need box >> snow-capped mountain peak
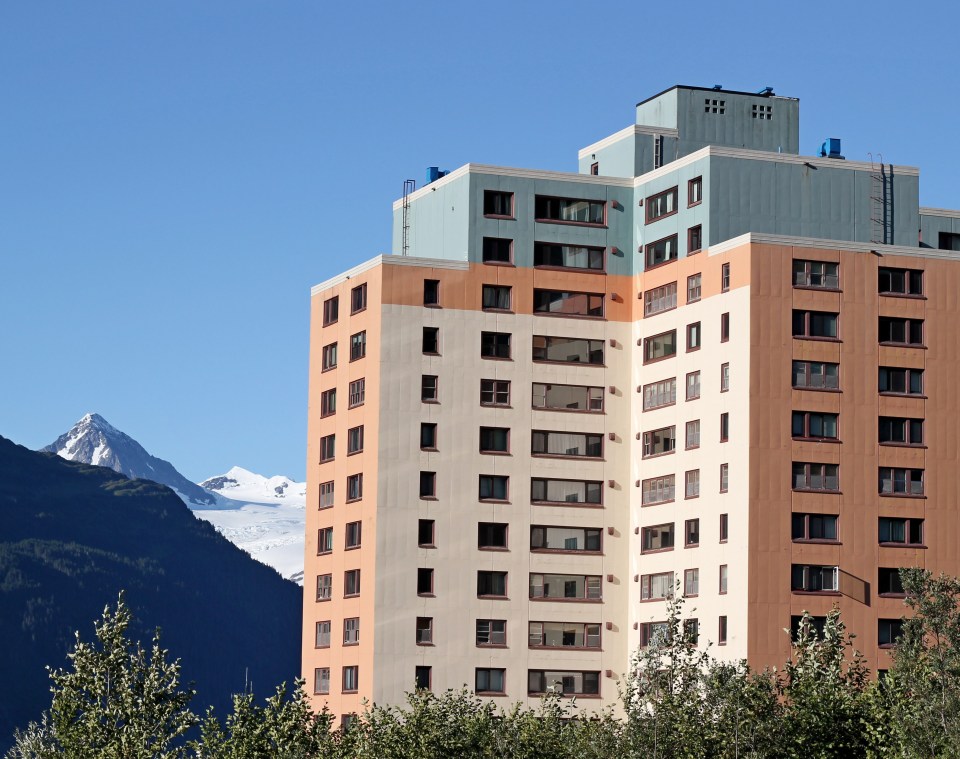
[200,466,306,504]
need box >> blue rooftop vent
[819,138,844,159]
[425,167,450,184]
[757,86,774,96]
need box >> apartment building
[303,84,960,721]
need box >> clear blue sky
[1,1,957,482]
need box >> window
[879,317,923,345]
[684,568,700,597]
[530,573,602,601]
[481,379,510,406]
[316,621,331,648]
[484,190,513,217]
[687,273,702,303]
[792,513,839,542]
[685,518,699,546]
[721,263,730,292]
[533,289,604,317]
[422,326,440,354]
[316,573,332,601]
[792,565,838,593]
[590,162,599,175]
[879,367,923,395]
[880,467,923,495]
[718,616,728,645]
[879,619,904,647]
[879,517,924,545]
[318,527,333,554]
[683,619,699,644]
[640,571,674,601]
[688,176,702,206]
[479,475,509,501]
[481,331,511,359]
[415,666,432,691]
[482,284,512,311]
[477,571,507,597]
[344,569,360,597]
[685,420,700,449]
[531,478,602,506]
[320,388,336,417]
[343,617,360,645]
[482,237,512,263]
[879,267,923,296]
[533,383,604,412]
[419,471,436,498]
[347,425,364,454]
[475,668,506,694]
[639,621,670,648]
[793,260,839,289]
[705,98,725,114]
[417,568,434,596]
[720,312,730,342]
[479,427,509,454]
[342,666,358,693]
[532,335,604,364]
[478,522,508,549]
[720,363,730,392]
[686,371,701,400]
[314,667,330,695]
[879,417,924,446]
[720,413,729,442]
[423,279,440,306]
[644,283,677,316]
[319,480,334,509]
[879,568,905,597]
[349,331,366,360]
[528,622,601,649]
[322,342,337,371]
[793,360,839,390]
[641,475,675,506]
[528,670,599,696]
[347,473,363,501]
[323,296,339,326]
[720,463,729,493]
[319,434,335,463]
[752,103,772,119]
[350,283,367,314]
[643,378,676,410]
[348,378,365,407]
[719,565,729,594]
[642,425,676,457]
[686,322,701,351]
[534,242,604,271]
[646,234,679,268]
[420,422,437,450]
[476,619,507,646]
[685,469,700,499]
[644,330,677,363]
[345,521,361,549]
[646,186,679,223]
[421,375,438,402]
[719,514,729,542]
[418,519,435,547]
[535,195,605,225]
[793,310,838,339]
[791,615,827,640]
[415,617,433,645]
[641,523,674,552]
[792,412,838,440]
[532,430,602,458]
[532,526,601,552]
[792,463,839,492]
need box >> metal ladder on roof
[868,153,893,245]
[401,179,416,256]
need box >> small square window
[417,567,434,595]
[415,665,432,690]
[423,279,440,306]
[480,379,510,406]
[482,284,512,311]
[483,190,513,217]
[418,519,435,547]
[481,331,511,359]
[420,471,437,498]
[420,422,438,450]
[482,237,513,264]
[423,327,440,354]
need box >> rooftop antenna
[401,179,416,256]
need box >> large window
[479,522,509,550]
[532,383,603,412]
[793,360,839,390]
[879,267,923,295]
[482,237,512,263]
[879,417,924,446]
[530,478,602,506]
[642,426,676,457]
[535,196,605,225]
[481,331,511,359]
[533,242,604,271]
[646,234,679,268]
[533,289,604,317]
[792,411,839,440]
[638,621,670,648]
[532,430,602,458]
[528,670,599,696]
[643,378,676,410]
[476,619,507,646]
[482,284,511,311]
[792,463,839,492]
[421,375,438,402]
[641,475,675,506]
[531,526,601,552]
[423,279,440,306]
[793,260,839,289]
[879,367,923,395]
[479,475,509,501]
[417,568,434,595]
[792,513,838,542]
[416,617,433,644]
[791,565,839,593]
[879,517,924,545]
[422,326,440,354]
[879,568,905,596]
[529,573,602,601]
[533,335,604,364]
[528,622,600,649]
[879,619,904,647]
[481,379,510,406]
[640,571,674,601]
[478,571,508,598]
[483,190,513,217]
[643,330,677,363]
[641,523,675,552]
[879,468,924,496]
[793,310,838,339]
[479,427,510,453]
[646,186,679,223]
[879,317,923,345]
[644,283,677,316]
[475,668,506,694]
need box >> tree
[6,594,196,759]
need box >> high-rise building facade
[303,85,960,721]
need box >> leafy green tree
[6,594,196,759]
